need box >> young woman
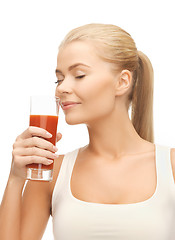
[1,23,175,240]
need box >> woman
[0,23,175,240]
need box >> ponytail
[131,51,154,143]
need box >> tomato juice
[28,115,58,170]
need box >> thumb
[56,132,62,142]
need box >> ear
[115,70,132,96]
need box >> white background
[0,0,175,239]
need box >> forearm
[0,174,26,240]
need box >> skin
[55,40,148,158]
[1,40,175,239]
[55,41,158,204]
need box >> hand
[10,126,62,180]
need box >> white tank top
[52,144,175,240]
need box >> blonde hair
[59,23,154,143]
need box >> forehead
[57,41,101,67]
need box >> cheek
[79,78,116,119]
[64,75,116,125]
[87,85,115,115]
[89,74,115,97]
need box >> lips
[61,101,81,110]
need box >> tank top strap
[52,148,79,208]
[156,144,175,191]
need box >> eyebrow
[55,63,90,74]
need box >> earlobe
[115,70,132,96]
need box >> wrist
[8,172,26,189]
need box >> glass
[26,95,60,181]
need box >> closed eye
[55,75,85,85]
[75,75,85,79]
[55,80,63,85]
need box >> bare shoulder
[170,148,175,182]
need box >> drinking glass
[26,95,60,181]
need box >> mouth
[61,101,81,110]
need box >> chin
[65,116,84,125]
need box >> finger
[56,132,62,142]
[16,156,54,167]
[19,126,52,140]
[16,147,58,159]
[15,137,58,153]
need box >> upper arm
[170,148,175,183]
[21,155,64,240]
[21,180,51,240]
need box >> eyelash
[55,80,63,85]
[55,75,85,85]
[75,75,85,79]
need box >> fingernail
[47,160,53,164]
[46,132,52,138]
[53,146,58,152]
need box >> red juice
[28,115,58,170]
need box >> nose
[55,77,73,95]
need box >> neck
[86,105,143,160]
